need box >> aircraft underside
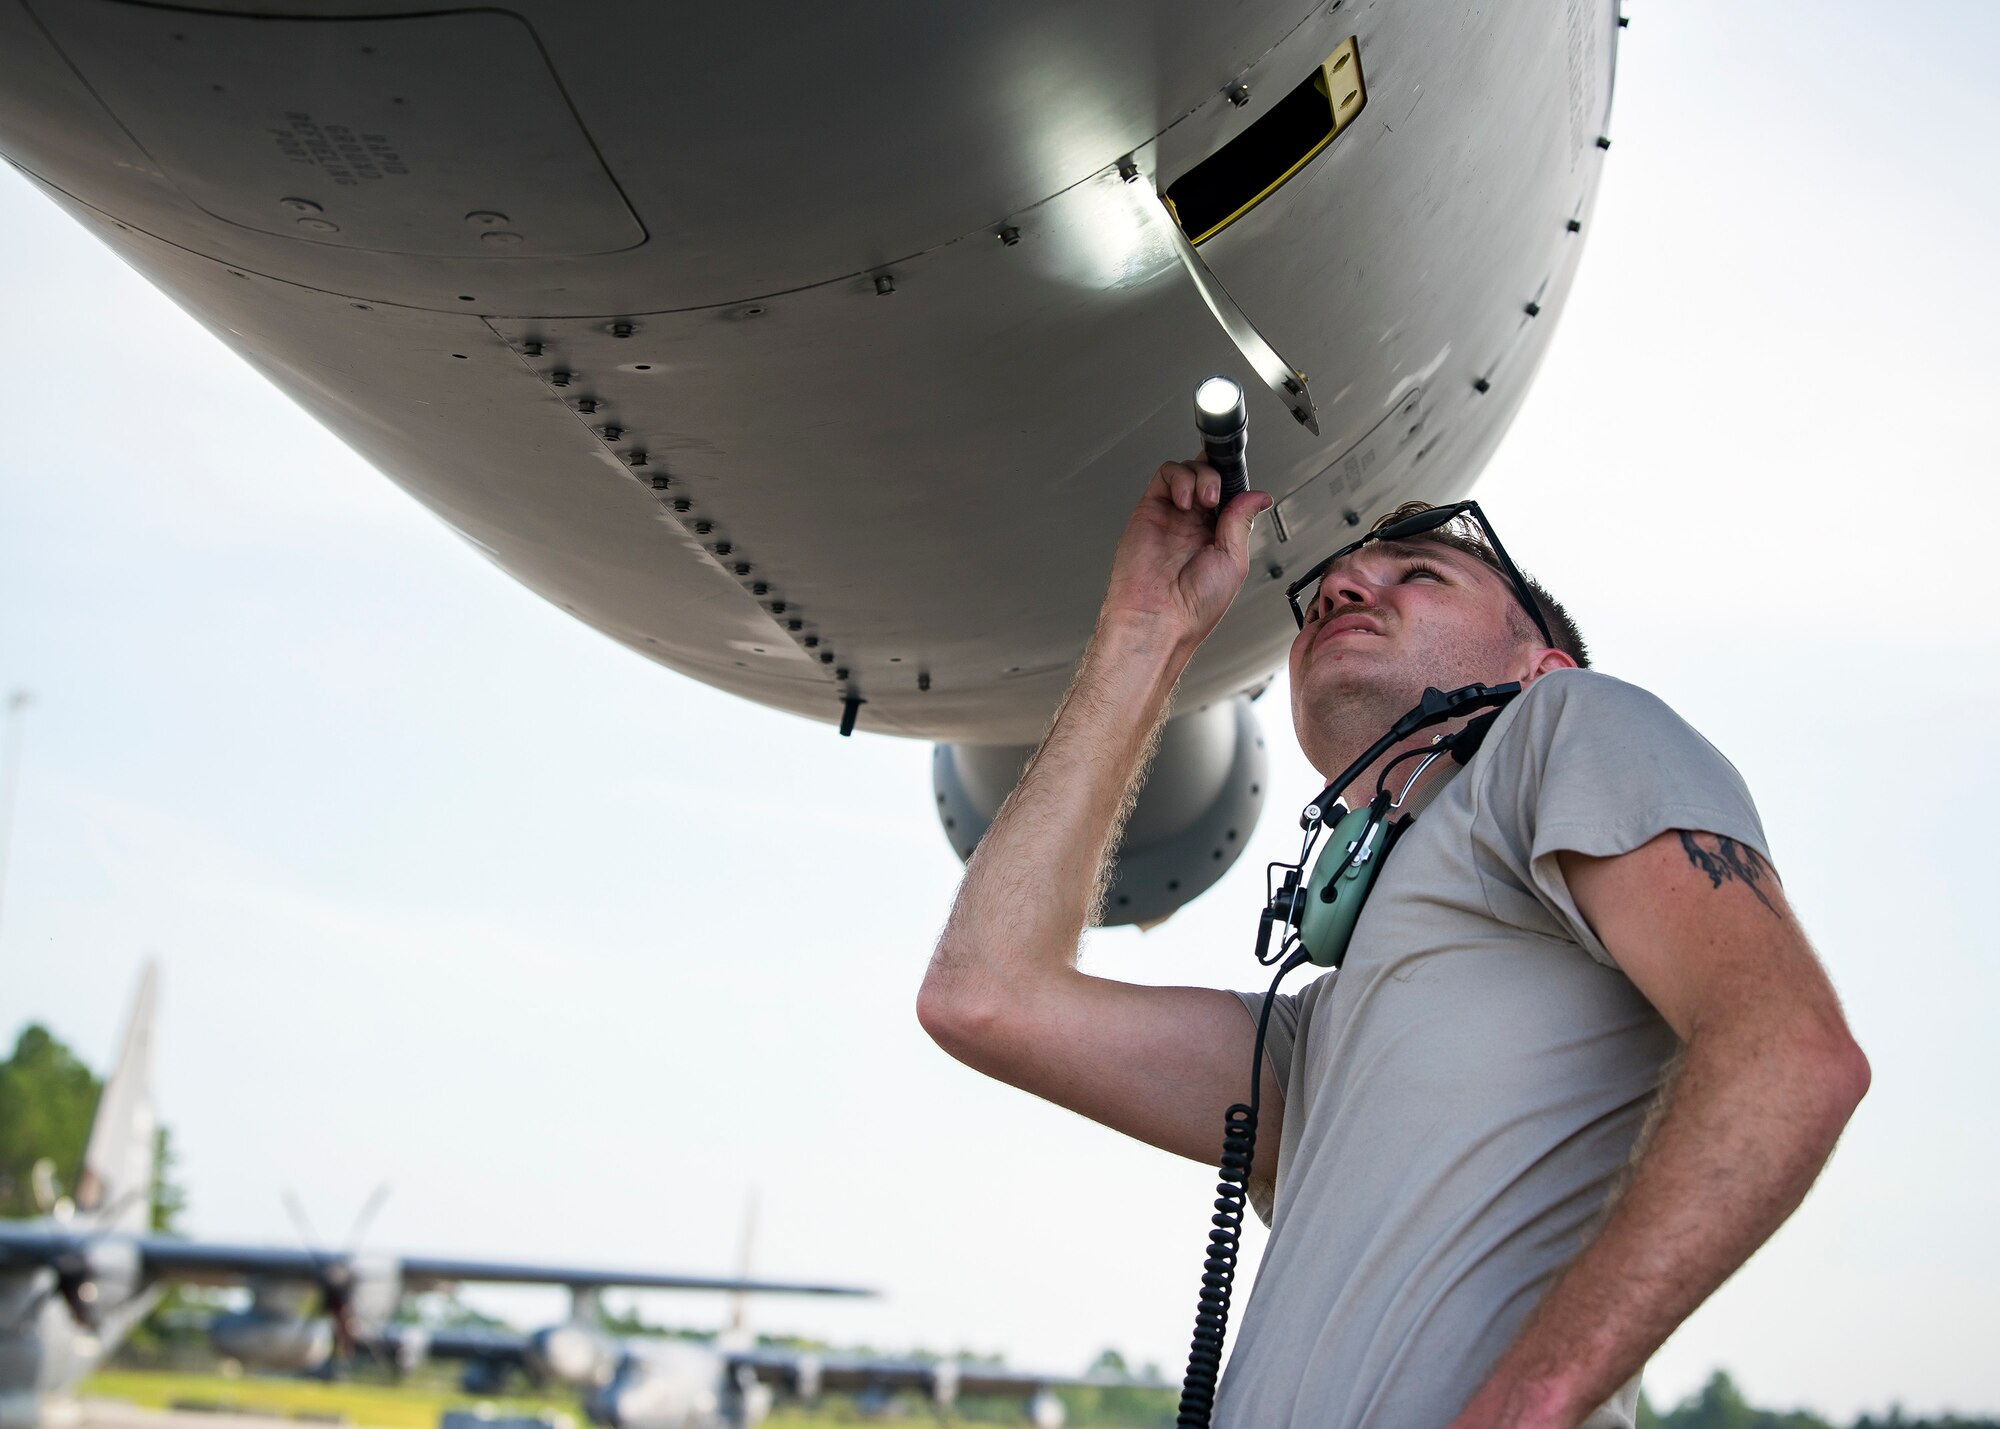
[0,0,1617,920]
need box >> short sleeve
[1232,985,1302,1088]
[1230,985,1303,1225]
[1473,669,1772,970]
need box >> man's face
[1287,537,1540,769]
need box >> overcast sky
[3,0,1996,1420]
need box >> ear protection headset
[1261,681,1520,969]
[1173,680,1522,1428]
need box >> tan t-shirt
[1219,669,1768,1428]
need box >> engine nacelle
[209,1310,333,1372]
[1027,1387,1067,1429]
[381,1325,429,1374]
[585,1343,727,1429]
[928,1360,959,1411]
[788,1353,822,1402]
[333,1254,404,1334]
[728,1363,772,1427]
[933,695,1268,926]
[1,1269,112,1404]
[525,1321,618,1389]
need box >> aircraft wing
[779,1352,937,1395]
[0,1223,61,1267]
[369,1324,528,1367]
[122,1237,333,1286]
[394,1255,873,1298]
[951,1364,1140,1398]
[728,1345,1143,1399]
[7,1231,874,1298]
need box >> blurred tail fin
[75,962,158,1232]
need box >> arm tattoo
[1677,832,1779,917]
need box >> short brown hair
[1368,502,1590,667]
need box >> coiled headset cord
[1175,949,1311,1429]
[1170,691,1517,1426]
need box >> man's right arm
[915,463,1282,1177]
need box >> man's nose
[1329,573,1378,611]
[1298,572,1373,629]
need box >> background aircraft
[0,0,1619,923]
[0,968,872,1429]
[380,1320,1121,1429]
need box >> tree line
[1640,1372,1998,1429]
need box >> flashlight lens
[1195,376,1243,418]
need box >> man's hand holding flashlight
[1098,459,1272,657]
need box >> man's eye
[1401,562,1446,582]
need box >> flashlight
[1193,375,1249,510]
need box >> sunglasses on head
[1282,500,1556,649]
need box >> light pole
[0,688,33,943]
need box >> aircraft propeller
[45,1244,99,1329]
[281,1184,396,1372]
[12,1186,149,1333]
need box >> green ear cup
[1297,804,1387,967]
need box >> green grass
[79,1368,877,1429]
[82,1369,571,1429]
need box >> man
[916,462,1868,1428]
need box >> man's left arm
[1448,829,1870,1429]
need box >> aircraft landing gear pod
[932,696,1268,927]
